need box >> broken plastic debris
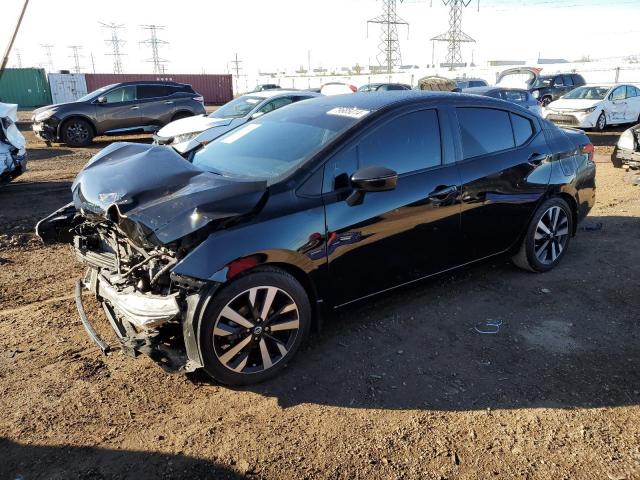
[474,319,503,334]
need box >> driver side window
[611,86,626,101]
[103,86,135,103]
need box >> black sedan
[37,92,596,385]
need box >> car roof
[111,80,189,87]
[463,86,528,94]
[243,89,312,99]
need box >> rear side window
[626,85,639,98]
[457,107,514,159]
[563,75,574,86]
[501,90,526,102]
[359,109,442,174]
[511,113,534,145]
[137,85,169,99]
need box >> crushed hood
[546,98,601,111]
[0,103,26,152]
[72,142,267,246]
[157,114,233,138]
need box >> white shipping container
[48,73,88,104]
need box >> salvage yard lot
[1,126,639,479]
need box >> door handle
[130,106,140,110]
[528,153,548,166]
[427,185,458,201]
[164,101,174,104]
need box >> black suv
[498,68,585,107]
[32,81,206,146]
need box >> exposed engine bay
[0,102,27,185]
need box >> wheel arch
[171,110,195,122]
[554,191,579,235]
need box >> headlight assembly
[172,132,199,144]
[34,109,55,122]
[618,129,636,151]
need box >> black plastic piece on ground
[74,279,110,354]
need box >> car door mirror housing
[346,166,398,206]
[96,96,107,104]
[250,111,265,120]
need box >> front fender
[172,203,329,299]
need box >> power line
[68,45,83,73]
[140,24,168,74]
[41,44,54,71]
[100,22,126,74]
[367,0,409,73]
[431,0,478,70]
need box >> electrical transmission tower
[367,0,409,73]
[230,53,243,95]
[14,49,23,68]
[431,0,478,70]
[41,44,54,71]
[100,22,126,73]
[68,45,83,73]
[140,25,168,74]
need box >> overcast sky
[2,0,639,75]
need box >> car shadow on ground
[588,124,628,147]
[1,438,246,480]
[190,215,639,412]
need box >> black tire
[595,112,606,132]
[199,267,311,386]
[541,96,552,108]
[611,146,623,168]
[61,118,94,147]
[171,111,193,122]
[512,197,573,273]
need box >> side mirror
[250,111,265,120]
[96,96,107,104]
[347,165,398,206]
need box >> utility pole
[0,0,30,83]
[140,24,168,74]
[68,45,83,73]
[90,52,96,73]
[231,53,243,95]
[42,44,55,71]
[100,22,126,74]
[430,0,478,70]
[367,0,409,73]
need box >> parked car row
[37,91,596,385]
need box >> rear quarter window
[511,113,534,146]
[457,107,515,159]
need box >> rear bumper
[611,145,640,169]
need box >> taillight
[581,143,594,160]
[194,95,204,103]
[349,84,357,93]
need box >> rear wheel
[61,118,94,147]
[199,267,311,385]
[512,197,573,273]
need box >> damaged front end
[612,124,640,170]
[37,142,267,372]
[0,103,27,185]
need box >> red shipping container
[84,73,233,105]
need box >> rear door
[137,84,175,128]
[624,85,640,123]
[94,85,140,133]
[323,107,462,305]
[453,106,552,262]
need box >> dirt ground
[0,121,639,480]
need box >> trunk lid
[497,67,542,90]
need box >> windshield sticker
[245,99,260,104]
[327,107,370,119]
[220,123,262,144]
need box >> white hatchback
[543,84,640,131]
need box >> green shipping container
[0,68,52,108]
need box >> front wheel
[61,118,94,147]
[512,198,573,273]
[199,267,311,385]
[595,112,606,132]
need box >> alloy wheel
[534,206,569,265]
[597,113,606,131]
[67,122,89,143]
[213,286,300,374]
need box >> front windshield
[209,96,263,119]
[193,106,364,181]
[563,86,608,100]
[532,76,553,88]
[75,85,115,103]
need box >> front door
[94,85,140,133]
[453,106,552,262]
[323,108,462,306]
[608,86,628,124]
